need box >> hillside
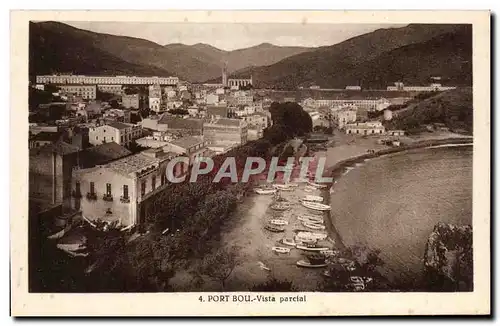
[30,21,313,82]
[233,24,472,89]
[385,87,473,133]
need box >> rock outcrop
[424,222,473,291]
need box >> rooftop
[104,152,163,176]
[168,136,205,149]
[30,141,80,156]
[79,143,132,169]
[204,118,244,127]
[30,131,63,142]
[158,115,203,130]
[107,121,135,130]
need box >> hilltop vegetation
[385,88,473,134]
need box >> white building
[331,106,357,129]
[345,121,385,136]
[97,84,123,95]
[59,85,97,100]
[345,86,362,91]
[386,82,457,92]
[36,75,179,86]
[206,94,219,105]
[89,122,143,147]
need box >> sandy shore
[170,131,472,291]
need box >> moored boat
[307,181,328,189]
[264,225,285,233]
[280,238,297,247]
[273,184,295,191]
[297,216,324,224]
[300,215,324,223]
[254,188,277,195]
[296,244,331,252]
[302,222,326,230]
[272,246,291,254]
[296,231,328,241]
[301,201,331,211]
[296,260,327,268]
[270,202,291,211]
[302,195,323,202]
[269,219,288,226]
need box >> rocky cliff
[424,222,473,291]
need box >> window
[104,137,106,142]
[152,176,156,190]
[141,181,146,196]
[123,185,129,199]
[106,183,112,196]
[90,182,95,194]
[75,182,81,195]
[96,136,98,140]
[111,137,114,141]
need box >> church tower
[222,62,228,87]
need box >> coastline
[319,136,473,250]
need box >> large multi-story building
[148,85,163,112]
[203,118,248,148]
[36,75,179,86]
[97,84,123,95]
[72,149,182,227]
[303,97,391,111]
[227,77,253,88]
[141,115,204,136]
[345,121,385,135]
[386,82,457,92]
[331,106,358,129]
[59,85,97,100]
[89,122,143,147]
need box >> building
[103,108,132,124]
[243,112,269,129]
[386,130,405,136]
[206,94,219,105]
[345,86,362,91]
[148,85,163,113]
[29,141,80,212]
[71,150,180,227]
[331,106,357,129]
[163,136,210,167]
[75,142,132,169]
[345,121,385,135]
[29,124,59,136]
[386,82,457,92]
[36,75,179,86]
[97,84,123,95]
[203,118,248,148]
[141,114,204,136]
[89,122,143,147]
[29,131,65,149]
[222,62,228,87]
[59,85,97,100]
[227,77,253,88]
[206,106,230,119]
[122,94,141,109]
[236,95,254,106]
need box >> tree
[197,246,240,290]
[252,278,296,291]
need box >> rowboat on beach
[273,184,295,191]
[302,195,324,203]
[280,238,297,247]
[296,231,328,241]
[300,215,324,223]
[269,219,288,226]
[270,202,291,211]
[302,222,326,230]
[297,216,324,225]
[272,246,291,254]
[301,201,331,211]
[296,244,331,252]
[307,181,328,189]
[264,225,285,233]
[254,188,277,195]
[296,260,327,268]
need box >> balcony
[102,194,114,202]
[120,196,130,203]
[86,192,97,201]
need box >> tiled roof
[30,141,80,156]
[30,131,63,142]
[107,122,134,130]
[169,136,204,149]
[205,118,244,127]
[79,143,132,168]
[158,115,203,130]
[104,152,162,176]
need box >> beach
[169,131,473,291]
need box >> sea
[329,145,473,283]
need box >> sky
[65,22,406,51]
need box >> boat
[297,216,324,224]
[311,232,328,240]
[286,182,299,188]
[301,201,331,211]
[270,203,291,211]
[302,222,326,230]
[264,225,285,233]
[300,215,324,223]
[281,238,297,247]
[254,188,277,195]
[319,249,338,257]
[296,244,331,252]
[294,236,317,245]
[257,261,271,271]
[307,181,328,189]
[296,231,327,240]
[296,260,327,268]
[304,185,318,191]
[273,184,295,191]
[302,195,323,202]
[272,246,291,254]
[269,219,288,226]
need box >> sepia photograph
[11,10,490,316]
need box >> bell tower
[222,61,228,87]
